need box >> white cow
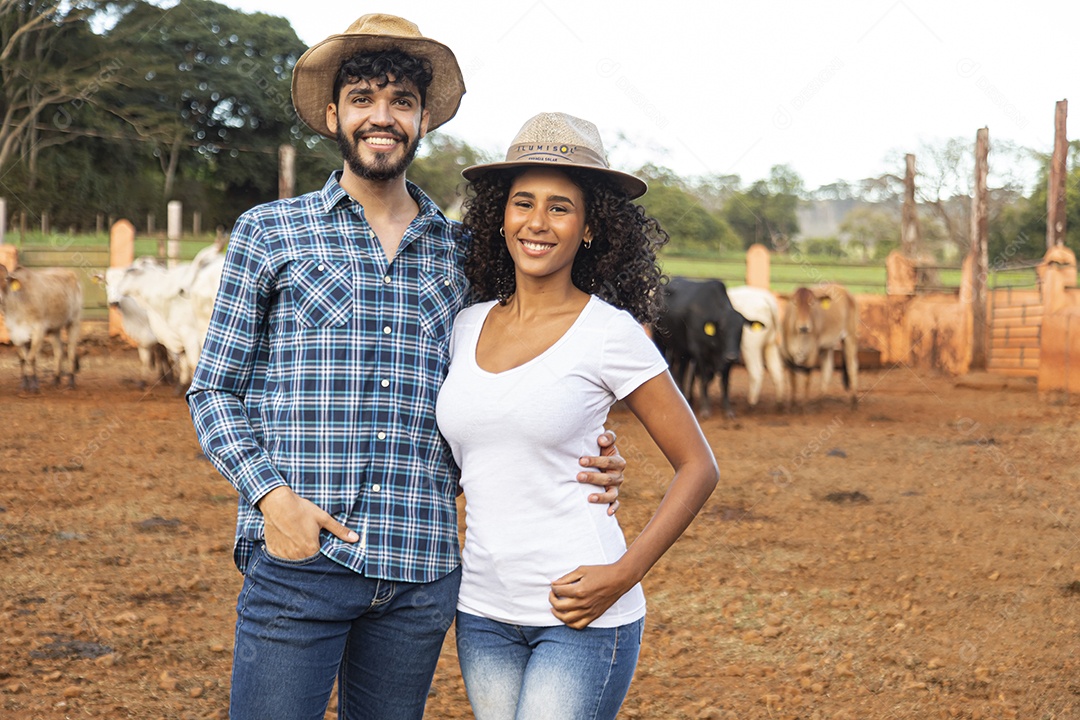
[177,243,225,350]
[727,285,785,408]
[0,265,83,392]
[102,259,173,388]
[107,243,225,391]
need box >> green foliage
[407,132,495,215]
[838,205,898,260]
[798,236,844,258]
[990,140,1080,262]
[637,180,738,254]
[723,164,803,250]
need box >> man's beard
[336,125,422,182]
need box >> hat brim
[462,160,648,200]
[292,34,465,138]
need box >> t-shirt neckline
[470,295,599,377]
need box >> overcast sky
[219,0,1076,191]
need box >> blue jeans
[229,542,460,720]
[455,611,644,720]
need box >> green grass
[660,253,887,294]
[6,230,222,263]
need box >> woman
[435,112,718,720]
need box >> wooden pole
[969,127,990,371]
[108,220,136,337]
[167,200,182,267]
[279,144,296,200]
[901,153,922,257]
[192,210,201,237]
[1047,99,1068,250]
[0,198,5,246]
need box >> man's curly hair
[333,50,434,107]
[460,168,668,325]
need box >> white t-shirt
[435,295,668,627]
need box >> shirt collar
[317,170,446,224]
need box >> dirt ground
[1,335,1078,720]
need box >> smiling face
[326,74,429,182]
[502,168,594,286]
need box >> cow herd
[0,241,225,394]
[654,277,860,417]
[0,255,858,416]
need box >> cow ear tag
[820,297,832,309]
[8,279,21,292]
[703,322,717,336]
[751,321,765,331]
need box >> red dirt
[1,336,1078,719]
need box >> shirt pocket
[291,260,354,328]
[418,270,468,342]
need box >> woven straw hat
[291,14,465,138]
[462,112,647,199]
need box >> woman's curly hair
[460,168,669,325]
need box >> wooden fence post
[969,127,990,371]
[192,210,201,237]
[1047,99,1068,250]
[108,220,136,337]
[901,153,922,257]
[745,244,771,289]
[279,144,296,200]
[167,200,182,266]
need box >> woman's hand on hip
[549,562,638,630]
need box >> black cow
[654,277,746,418]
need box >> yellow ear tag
[8,279,21,292]
[751,321,765,331]
[820,297,832,309]
[703,322,717,337]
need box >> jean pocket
[261,543,324,566]
[292,260,353,328]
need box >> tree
[838,205,900,260]
[635,164,738,254]
[99,0,308,201]
[0,0,110,176]
[884,138,1028,258]
[723,164,803,250]
[408,132,494,216]
[990,140,1080,263]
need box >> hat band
[504,143,608,169]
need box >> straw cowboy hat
[291,13,465,138]
[462,112,647,199]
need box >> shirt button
[380,379,389,388]
[317,263,325,271]
[383,275,392,284]
[383,326,391,334]
[444,279,451,286]
[377,431,386,440]
[371,484,381,493]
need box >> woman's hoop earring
[499,227,505,237]
[583,238,592,249]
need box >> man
[187,14,626,720]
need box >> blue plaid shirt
[187,172,469,582]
